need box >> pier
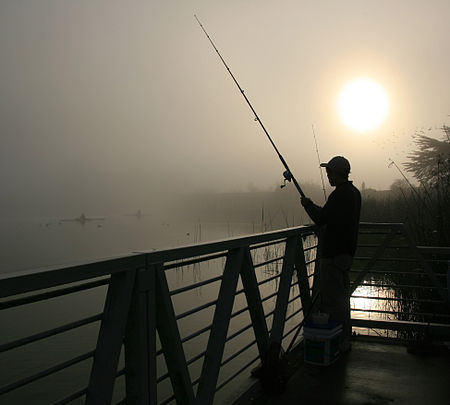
[1,223,449,404]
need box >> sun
[338,78,389,132]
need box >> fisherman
[301,156,361,352]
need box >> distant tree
[404,125,450,185]
[403,125,450,244]
[361,181,366,197]
[389,178,410,194]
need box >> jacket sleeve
[303,201,324,225]
[304,192,341,226]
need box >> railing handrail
[417,246,450,255]
[0,222,413,284]
[0,222,412,296]
[0,224,316,299]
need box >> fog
[1,1,449,218]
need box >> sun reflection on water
[351,282,399,337]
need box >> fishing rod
[194,15,305,198]
[311,124,327,202]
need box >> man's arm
[302,191,342,227]
[301,196,324,225]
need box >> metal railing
[350,223,450,338]
[0,223,449,405]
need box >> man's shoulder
[348,181,361,193]
[337,181,359,191]
[335,181,361,199]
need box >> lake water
[0,215,253,274]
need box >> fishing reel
[280,170,293,189]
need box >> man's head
[320,156,350,186]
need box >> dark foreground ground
[241,337,450,405]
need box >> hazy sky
[1,1,449,215]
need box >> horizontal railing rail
[1,222,449,404]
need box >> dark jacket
[303,181,361,258]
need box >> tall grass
[361,180,449,247]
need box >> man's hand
[301,196,313,208]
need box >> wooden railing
[0,223,449,404]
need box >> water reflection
[351,281,399,337]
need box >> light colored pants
[312,254,353,348]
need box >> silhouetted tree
[404,125,450,185]
[403,125,450,244]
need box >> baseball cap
[320,156,351,174]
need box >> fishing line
[194,15,305,198]
[311,124,327,202]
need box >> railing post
[124,263,157,405]
[86,269,137,405]
[269,236,298,344]
[195,247,244,405]
[155,262,195,405]
[240,248,270,360]
[296,236,312,319]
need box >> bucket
[303,320,342,366]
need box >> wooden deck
[239,337,450,405]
